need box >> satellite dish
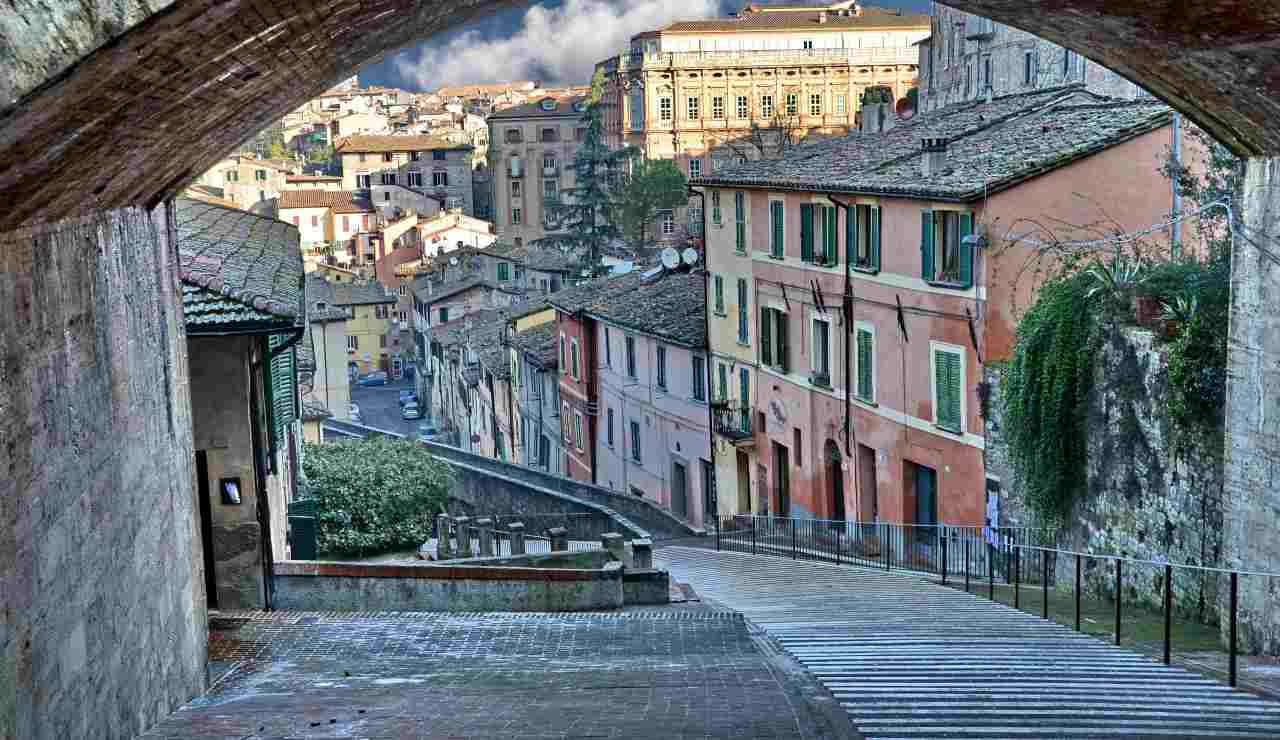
[660,247,680,270]
[449,256,459,266]
[681,248,699,266]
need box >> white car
[349,403,361,423]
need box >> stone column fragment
[476,518,494,557]
[631,538,653,569]
[548,526,568,552]
[601,532,625,562]
[509,522,526,555]
[435,513,452,560]
[454,515,473,558]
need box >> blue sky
[360,0,931,91]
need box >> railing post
[1075,554,1082,632]
[751,516,757,555]
[791,518,797,559]
[941,534,948,586]
[1230,571,1239,687]
[1115,558,1123,646]
[988,544,995,601]
[836,525,843,564]
[965,538,971,593]
[1014,547,1021,610]
[509,522,526,555]
[1163,563,1173,665]
[1042,549,1050,620]
[715,511,721,551]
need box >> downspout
[825,196,854,452]
[688,185,717,525]
[1170,112,1183,257]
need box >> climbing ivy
[1003,270,1099,524]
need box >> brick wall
[0,205,206,739]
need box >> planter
[1134,294,1162,328]
[1161,319,1182,339]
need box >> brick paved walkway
[658,546,1280,740]
[143,608,853,739]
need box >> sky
[359,0,932,92]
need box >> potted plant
[1085,255,1147,320]
[1159,294,1198,339]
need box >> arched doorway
[825,440,845,522]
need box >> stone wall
[0,206,206,739]
[987,327,1226,620]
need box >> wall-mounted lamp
[220,477,242,505]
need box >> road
[349,376,421,437]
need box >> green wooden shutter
[761,307,772,365]
[778,312,790,373]
[958,212,975,288]
[800,203,814,262]
[771,202,784,257]
[871,207,882,272]
[845,204,856,266]
[823,206,837,264]
[714,274,724,313]
[935,349,962,431]
[734,192,746,252]
[857,329,872,400]
[920,210,934,280]
[737,278,748,341]
[718,363,728,400]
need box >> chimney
[818,11,827,23]
[921,138,949,177]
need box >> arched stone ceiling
[0,0,1278,231]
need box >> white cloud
[393,0,719,90]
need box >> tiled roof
[335,134,472,154]
[510,322,558,369]
[434,309,513,380]
[412,275,494,305]
[548,269,707,348]
[331,279,397,307]
[436,81,538,98]
[507,246,578,273]
[278,190,374,213]
[286,174,342,183]
[489,96,589,121]
[659,5,928,33]
[304,274,355,322]
[694,87,1172,201]
[175,198,303,328]
[184,184,240,210]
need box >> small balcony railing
[712,401,753,443]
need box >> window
[630,420,641,462]
[692,356,706,401]
[736,95,749,119]
[932,344,964,433]
[656,345,667,389]
[834,94,847,115]
[1023,49,1038,86]
[785,93,798,116]
[310,215,319,228]
[737,278,749,343]
[760,307,789,372]
[358,153,366,163]
[717,363,728,401]
[1063,49,1077,79]
[255,169,267,181]
[921,210,975,287]
[380,172,396,186]
[625,336,637,378]
[506,128,523,144]
[809,94,822,116]
[604,327,612,367]
[410,151,422,161]
[540,127,558,143]
[802,40,814,50]
[769,200,785,258]
[570,338,580,379]
[855,323,875,403]
[629,90,645,129]
[346,335,358,349]
[811,317,831,385]
[713,275,725,314]
[739,368,751,432]
[562,402,571,441]
[559,332,567,372]
[573,411,584,450]
[224,170,238,183]
[733,192,747,253]
[659,96,673,122]
[711,191,722,225]
[800,204,837,265]
[660,210,675,236]
[760,94,774,119]
[542,154,556,171]
[382,153,394,163]
[407,170,423,187]
[981,55,993,91]
[543,178,558,200]
[383,193,391,203]
[512,207,522,225]
[607,408,615,447]
[356,174,370,189]
[850,204,881,272]
[497,262,510,281]
[712,96,725,119]
[688,158,701,179]
[689,206,703,236]
[687,96,700,119]
[379,334,388,348]
[511,180,522,197]
[794,427,803,467]
[432,171,448,187]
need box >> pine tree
[534,68,635,277]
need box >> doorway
[825,440,845,521]
[915,463,938,526]
[857,444,878,522]
[701,459,715,526]
[195,450,218,610]
[736,450,751,514]
[772,442,790,517]
[672,461,688,518]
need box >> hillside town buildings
[194,153,298,213]
[335,134,472,215]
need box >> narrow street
[657,546,1280,740]
[349,376,419,436]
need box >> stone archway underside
[1,0,1278,231]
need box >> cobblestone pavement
[657,546,1280,740]
[143,608,855,739]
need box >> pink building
[696,86,1196,527]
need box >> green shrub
[302,438,453,558]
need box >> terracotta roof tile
[335,134,472,154]
[489,96,589,121]
[548,270,706,348]
[278,190,375,213]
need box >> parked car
[417,422,440,443]
[398,389,417,407]
[401,403,423,420]
[356,371,388,386]
[349,403,361,423]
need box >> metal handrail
[1012,543,1280,579]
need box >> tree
[534,68,635,276]
[720,111,808,163]
[616,158,688,248]
[302,438,453,557]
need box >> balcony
[542,165,559,177]
[712,402,754,445]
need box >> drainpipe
[689,185,718,525]
[825,196,854,452]
[1170,112,1183,257]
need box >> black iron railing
[711,402,752,441]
